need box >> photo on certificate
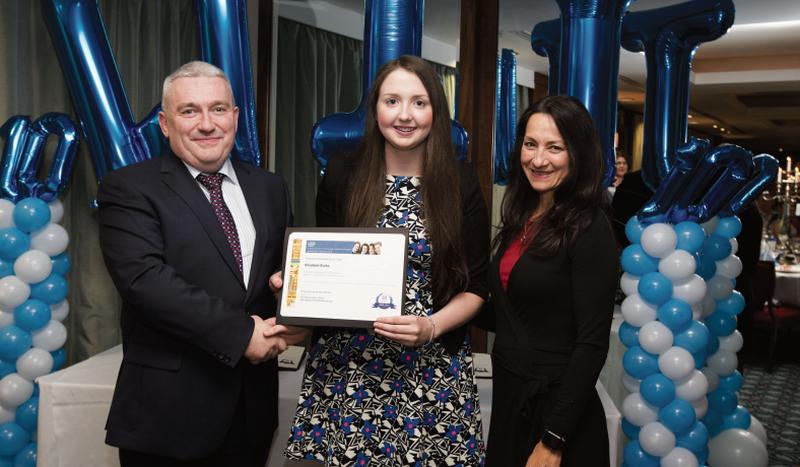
[276,228,408,327]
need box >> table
[775,264,800,307]
[38,346,621,466]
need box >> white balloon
[639,321,674,355]
[30,223,69,256]
[658,346,695,380]
[701,216,719,235]
[692,396,709,419]
[708,275,735,300]
[0,310,13,328]
[730,238,739,255]
[675,370,709,401]
[48,199,64,224]
[702,294,717,318]
[702,367,720,392]
[691,304,703,320]
[622,373,641,393]
[0,373,34,408]
[623,392,658,426]
[0,199,14,228]
[661,447,699,467]
[672,275,707,305]
[51,300,69,322]
[641,223,678,258]
[31,320,67,351]
[0,403,14,424]
[708,429,768,467]
[639,421,676,457]
[0,276,31,309]
[621,294,657,327]
[659,250,697,281]
[749,415,768,446]
[13,249,53,284]
[716,255,743,279]
[707,349,738,376]
[16,347,54,381]
[719,330,744,353]
[620,273,640,297]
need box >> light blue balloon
[705,310,737,337]
[13,300,51,332]
[0,260,12,279]
[640,373,676,408]
[0,228,30,262]
[621,244,659,276]
[719,371,743,392]
[50,253,71,276]
[11,442,35,467]
[674,221,705,254]
[673,321,710,354]
[676,421,709,453]
[621,418,640,439]
[708,388,737,414]
[702,411,723,437]
[721,405,751,430]
[623,440,659,467]
[623,345,659,379]
[694,254,717,280]
[619,322,640,348]
[696,445,709,464]
[0,456,11,467]
[14,397,37,432]
[657,299,693,332]
[706,333,720,354]
[0,423,29,457]
[716,291,745,316]
[11,198,50,233]
[692,349,707,369]
[702,235,732,261]
[659,398,696,434]
[0,326,31,360]
[50,349,66,371]
[715,216,742,239]
[625,216,645,244]
[30,274,68,305]
[638,272,673,305]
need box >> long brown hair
[345,55,467,305]
[495,95,607,256]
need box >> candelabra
[760,157,800,264]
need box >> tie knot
[197,173,225,191]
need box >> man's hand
[268,271,283,301]
[263,317,309,346]
[244,316,287,364]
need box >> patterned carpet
[740,362,800,467]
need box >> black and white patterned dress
[285,175,485,466]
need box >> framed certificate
[276,228,408,327]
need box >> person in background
[614,152,629,187]
[484,95,618,467]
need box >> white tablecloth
[775,265,800,306]
[38,346,621,466]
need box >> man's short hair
[161,61,234,108]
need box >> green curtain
[0,0,197,363]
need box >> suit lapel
[234,162,270,303]
[160,153,245,288]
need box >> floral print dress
[285,175,485,466]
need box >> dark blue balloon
[718,371,743,393]
[707,388,737,414]
[638,272,673,306]
[623,346,659,379]
[702,235,733,261]
[673,320,710,354]
[11,198,50,233]
[619,322,640,348]
[11,442,35,467]
[13,300,51,332]
[30,274,68,305]
[623,440,659,467]
[694,254,717,280]
[625,217,645,244]
[722,405,751,430]
[0,260,12,278]
[705,310,737,337]
[0,358,15,379]
[621,244,659,276]
[692,349,708,369]
[14,397,38,432]
[657,299,693,332]
[0,228,30,261]
[674,221,706,254]
[724,154,779,217]
[676,421,709,453]
[50,253,71,276]
[0,422,29,457]
[494,49,517,186]
[706,333,720,355]
[621,418,641,440]
[715,216,742,239]
[50,348,66,371]
[640,373,676,408]
[659,398,696,434]
[0,326,32,360]
[716,291,745,316]
[530,19,560,95]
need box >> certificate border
[275,227,409,328]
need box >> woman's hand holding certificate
[373,315,437,347]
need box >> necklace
[521,214,541,245]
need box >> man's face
[158,76,239,172]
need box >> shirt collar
[183,158,239,185]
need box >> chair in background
[751,260,800,372]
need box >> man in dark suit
[98,61,301,466]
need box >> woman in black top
[485,96,618,467]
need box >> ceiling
[319,0,800,156]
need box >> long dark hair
[496,95,606,256]
[345,55,467,304]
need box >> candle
[788,156,793,173]
[778,168,783,184]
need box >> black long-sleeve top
[487,212,619,440]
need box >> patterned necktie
[196,173,243,275]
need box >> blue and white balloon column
[0,197,69,465]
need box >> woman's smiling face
[520,112,570,196]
